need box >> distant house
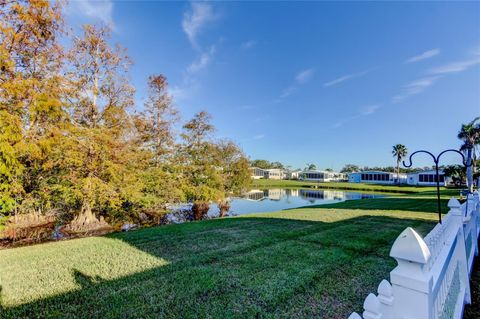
[299,170,346,182]
[249,167,285,180]
[249,167,266,179]
[285,170,302,180]
[406,170,450,186]
[263,169,285,180]
[348,171,407,184]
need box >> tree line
[0,0,251,230]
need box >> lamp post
[402,149,472,224]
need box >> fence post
[389,227,433,319]
[474,191,480,249]
[377,280,393,318]
[449,197,472,305]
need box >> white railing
[349,191,480,319]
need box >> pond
[209,188,385,216]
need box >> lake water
[209,188,384,216]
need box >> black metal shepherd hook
[403,149,473,224]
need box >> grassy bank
[0,195,446,318]
[250,179,445,194]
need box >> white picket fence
[349,191,480,319]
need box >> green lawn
[0,194,447,319]
[250,179,447,194]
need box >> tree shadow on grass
[1,215,436,319]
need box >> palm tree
[458,117,480,192]
[392,144,408,184]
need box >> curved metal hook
[402,150,436,168]
[436,149,473,167]
[438,149,473,167]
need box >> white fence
[349,191,480,319]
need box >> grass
[0,193,448,319]
[250,179,448,194]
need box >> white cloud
[280,86,297,98]
[361,104,382,115]
[323,69,371,87]
[405,49,440,64]
[182,2,217,49]
[241,40,256,49]
[332,104,382,128]
[253,134,265,140]
[391,76,441,103]
[404,76,440,94]
[428,57,480,75]
[75,0,114,29]
[186,46,216,75]
[295,68,315,84]
[278,68,314,99]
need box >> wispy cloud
[182,2,217,49]
[360,104,382,115]
[391,76,440,103]
[296,68,315,84]
[186,46,216,75]
[170,45,216,100]
[238,105,254,111]
[405,49,440,64]
[428,57,480,75]
[241,40,256,49]
[323,69,372,87]
[253,134,265,140]
[279,68,315,99]
[392,49,480,103]
[280,86,297,99]
[71,0,115,29]
[332,104,382,128]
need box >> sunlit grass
[0,237,169,307]
[0,195,442,318]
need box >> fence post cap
[390,227,430,264]
[377,279,392,296]
[447,197,461,209]
[363,293,381,317]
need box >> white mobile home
[263,169,285,180]
[249,167,266,179]
[285,170,301,180]
[348,171,407,184]
[249,167,285,180]
[407,170,449,186]
[299,170,346,182]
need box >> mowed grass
[0,195,444,319]
[251,179,444,194]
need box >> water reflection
[214,188,383,216]
[243,189,379,202]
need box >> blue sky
[66,1,480,170]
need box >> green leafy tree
[340,164,360,173]
[62,24,136,221]
[0,0,65,215]
[214,141,250,217]
[443,165,466,186]
[250,159,271,169]
[179,111,222,220]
